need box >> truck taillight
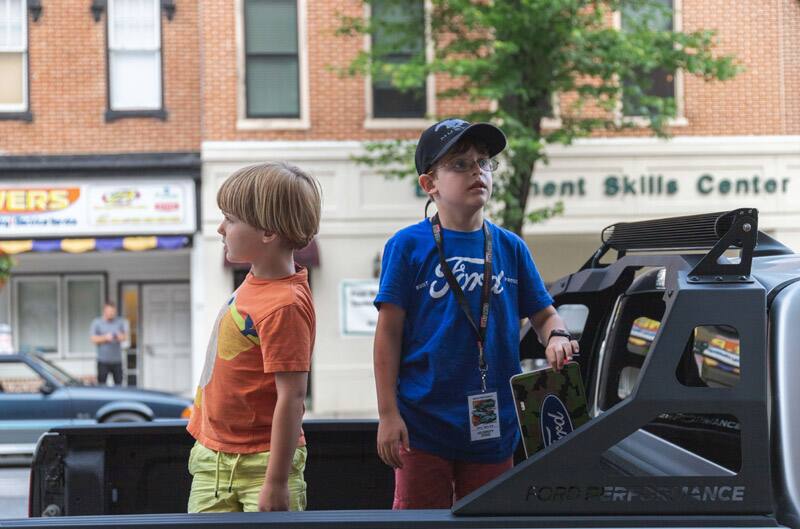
[181,406,192,419]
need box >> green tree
[338,0,739,234]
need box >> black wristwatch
[547,329,574,343]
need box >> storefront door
[141,283,191,396]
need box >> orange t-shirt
[187,267,315,454]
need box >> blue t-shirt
[374,218,553,462]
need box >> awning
[224,237,320,269]
[0,235,191,255]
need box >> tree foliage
[338,0,740,234]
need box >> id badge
[467,391,501,442]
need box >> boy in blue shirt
[373,118,580,509]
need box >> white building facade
[194,134,800,416]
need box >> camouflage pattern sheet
[510,362,590,457]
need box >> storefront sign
[340,280,379,336]
[529,173,793,199]
[0,179,196,236]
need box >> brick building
[0,0,201,393]
[1,0,799,416]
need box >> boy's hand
[377,412,409,469]
[545,337,579,371]
[258,480,290,512]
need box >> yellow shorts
[187,441,307,513]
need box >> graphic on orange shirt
[193,293,259,407]
[218,298,259,360]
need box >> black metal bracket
[91,0,175,23]
[687,274,754,284]
[90,0,105,22]
[28,0,42,21]
[580,242,609,271]
[161,0,176,21]
[688,208,757,278]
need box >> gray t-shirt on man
[91,317,126,363]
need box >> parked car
[0,352,192,455]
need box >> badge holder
[467,362,500,442]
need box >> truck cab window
[597,291,666,410]
[678,325,740,388]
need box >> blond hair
[217,162,322,249]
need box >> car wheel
[102,411,148,423]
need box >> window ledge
[620,116,689,128]
[540,117,562,129]
[364,118,433,130]
[236,117,310,131]
[542,116,688,131]
[105,109,168,122]
[0,111,33,122]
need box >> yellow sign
[0,189,81,214]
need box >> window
[14,277,59,354]
[370,0,427,119]
[678,325,740,388]
[0,361,44,393]
[0,0,27,112]
[598,293,666,408]
[11,275,104,357]
[108,0,162,111]
[244,0,301,118]
[620,0,675,117]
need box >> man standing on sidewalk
[90,302,128,386]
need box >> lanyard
[430,213,493,392]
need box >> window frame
[613,0,686,127]
[0,0,30,116]
[105,0,167,121]
[11,275,61,356]
[62,274,106,357]
[11,273,107,359]
[363,0,435,130]
[236,0,310,130]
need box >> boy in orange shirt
[187,162,321,512]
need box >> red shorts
[392,447,513,509]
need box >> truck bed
[0,510,786,528]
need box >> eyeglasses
[441,157,500,173]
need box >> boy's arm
[259,370,308,512]
[530,306,580,371]
[374,303,409,469]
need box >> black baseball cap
[414,118,507,175]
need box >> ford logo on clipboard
[540,394,574,447]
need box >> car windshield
[33,355,83,386]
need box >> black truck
[7,208,800,528]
